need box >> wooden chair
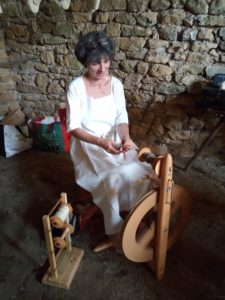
[94,147,191,280]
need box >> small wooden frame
[42,193,84,289]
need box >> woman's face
[87,57,110,80]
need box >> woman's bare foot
[109,233,123,253]
[92,233,123,254]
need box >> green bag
[32,116,70,153]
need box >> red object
[122,141,127,160]
[79,204,99,231]
[58,108,71,153]
[58,108,67,125]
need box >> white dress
[67,76,152,235]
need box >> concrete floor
[0,149,225,300]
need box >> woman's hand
[121,135,134,152]
[116,124,134,153]
[99,138,121,155]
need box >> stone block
[126,48,148,60]
[100,0,126,11]
[136,11,157,27]
[198,28,215,42]
[130,124,148,138]
[119,37,146,52]
[17,83,41,94]
[64,54,83,71]
[150,0,171,11]
[219,28,225,41]
[0,81,16,91]
[158,25,179,41]
[209,0,225,14]
[182,28,198,41]
[43,34,67,45]
[0,49,8,61]
[1,3,21,18]
[0,90,17,103]
[145,50,170,64]
[167,129,191,140]
[198,15,225,27]
[116,12,136,25]
[156,82,186,94]
[47,82,65,95]
[35,74,49,89]
[120,60,138,73]
[137,62,149,75]
[95,12,109,23]
[0,68,12,82]
[187,52,213,64]
[106,23,121,37]
[151,118,165,137]
[147,39,169,49]
[185,0,208,15]
[149,64,173,77]
[158,9,186,25]
[127,0,149,12]
[11,25,28,38]
[40,51,55,65]
[67,12,92,23]
[191,41,217,52]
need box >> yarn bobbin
[138,147,156,164]
[53,223,74,249]
[50,203,73,229]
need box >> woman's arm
[116,123,134,151]
[71,128,120,154]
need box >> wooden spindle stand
[42,193,84,289]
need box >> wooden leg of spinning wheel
[154,154,173,280]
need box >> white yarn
[54,205,69,222]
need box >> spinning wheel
[121,185,191,262]
[121,148,191,279]
[94,146,191,280]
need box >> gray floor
[0,149,225,300]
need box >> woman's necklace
[85,74,111,97]
[87,75,111,90]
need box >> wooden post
[42,215,58,279]
[154,154,173,280]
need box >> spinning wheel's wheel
[121,185,191,263]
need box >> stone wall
[0,26,20,116]
[1,0,225,159]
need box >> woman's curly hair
[75,31,115,66]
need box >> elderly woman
[67,31,152,250]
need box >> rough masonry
[0,0,225,159]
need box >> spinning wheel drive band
[121,185,191,263]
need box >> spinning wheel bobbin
[137,147,156,164]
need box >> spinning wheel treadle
[121,185,191,263]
